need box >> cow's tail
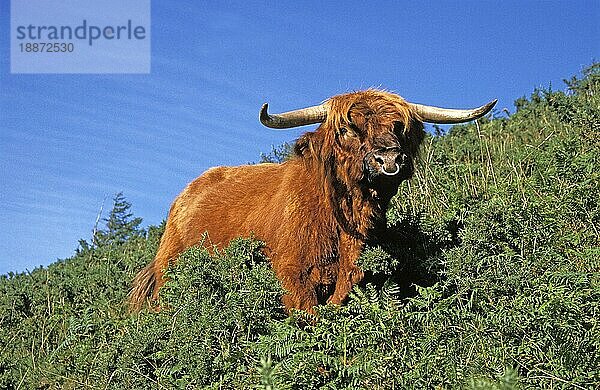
[128,261,157,312]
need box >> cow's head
[260,89,496,200]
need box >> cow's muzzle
[364,147,413,183]
[372,147,406,176]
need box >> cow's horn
[409,99,497,124]
[260,103,328,129]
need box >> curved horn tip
[481,99,498,115]
[260,102,268,116]
[259,103,271,125]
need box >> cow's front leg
[275,261,319,314]
[328,234,364,305]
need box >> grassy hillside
[1,64,598,389]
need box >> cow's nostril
[374,156,384,165]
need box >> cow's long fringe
[128,261,156,312]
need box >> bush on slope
[0,64,598,389]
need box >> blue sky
[0,1,598,274]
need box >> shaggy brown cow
[129,89,496,313]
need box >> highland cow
[129,89,496,313]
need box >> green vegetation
[1,64,599,389]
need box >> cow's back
[163,161,302,257]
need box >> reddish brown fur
[129,90,425,313]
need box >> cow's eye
[339,127,357,139]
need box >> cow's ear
[294,131,322,158]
